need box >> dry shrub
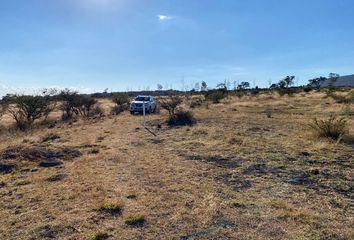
[89,232,109,240]
[99,203,123,216]
[111,105,127,115]
[309,115,348,141]
[190,98,204,108]
[159,95,182,117]
[2,93,56,130]
[90,105,105,118]
[124,215,146,227]
[42,133,60,142]
[59,90,101,120]
[168,110,196,126]
[111,93,130,115]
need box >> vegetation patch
[42,133,61,142]
[243,163,268,175]
[32,224,77,239]
[111,93,130,115]
[89,232,110,240]
[1,145,82,161]
[99,203,123,216]
[124,215,146,227]
[89,147,100,154]
[184,154,240,168]
[167,110,196,126]
[205,90,227,103]
[231,201,248,209]
[46,173,67,182]
[309,115,348,141]
[126,194,137,200]
[0,162,16,174]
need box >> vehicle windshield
[135,96,150,101]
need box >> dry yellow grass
[0,91,353,239]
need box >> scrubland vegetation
[0,85,353,239]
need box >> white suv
[130,95,157,114]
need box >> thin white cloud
[157,15,174,21]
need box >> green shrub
[309,115,348,141]
[205,90,226,103]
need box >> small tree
[59,90,102,119]
[237,82,250,90]
[269,83,279,89]
[284,76,295,88]
[159,95,182,118]
[157,84,163,91]
[77,95,98,118]
[277,76,295,89]
[160,95,195,126]
[3,93,54,130]
[308,77,327,89]
[59,89,80,120]
[216,83,227,91]
[328,73,340,88]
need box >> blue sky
[0,0,354,95]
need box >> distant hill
[321,74,354,88]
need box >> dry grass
[0,91,353,239]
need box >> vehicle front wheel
[130,111,134,115]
